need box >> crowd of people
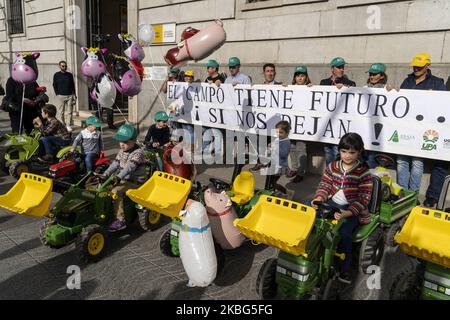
[163,52,450,208]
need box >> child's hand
[334,209,353,220]
[311,198,322,209]
[152,142,160,148]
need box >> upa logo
[422,130,439,151]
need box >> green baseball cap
[294,65,308,74]
[113,123,138,142]
[330,57,346,67]
[368,63,386,74]
[155,111,169,122]
[86,116,101,128]
[228,57,241,67]
[169,67,180,74]
[205,59,220,69]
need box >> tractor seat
[231,171,255,206]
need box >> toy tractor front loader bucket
[0,173,52,217]
[395,207,450,268]
[126,171,192,218]
[234,195,316,256]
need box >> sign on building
[152,23,176,44]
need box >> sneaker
[338,272,352,285]
[107,219,126,232]
[423,197,437,208]
[250,164,265,172]
[66,126,73,133]
[40,154,53,162]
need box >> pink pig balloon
[81,47,108,79]
[12,52,40,84]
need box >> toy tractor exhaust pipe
[0,173,52,217]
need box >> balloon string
[19,83,25,135]
[95,102,105,150]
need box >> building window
[7,0,25,35]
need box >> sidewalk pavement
[0,110,412,300]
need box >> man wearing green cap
[224,57,251,86]
[71,116,103,173]
[102,123,148,231]
[162,66,185,94]
[320,57,356,165]
[397,53,447,208]
[320,57,356,88]
[205,59,225,86]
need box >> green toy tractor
[0,172,163,262]
[369,154,405,202]
[0,130,73,179]
[233,176,387,299]
[390,175,450,300]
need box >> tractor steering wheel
[209,178,231,192]
[312,201,342,219]
[374,154,396,169]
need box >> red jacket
[314,160,373,224]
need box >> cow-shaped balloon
[12,52,40,84]
[90,73,117,109]
[111,54,142,97]
[118,33,145,63]
[81,47,108,80]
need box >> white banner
[167,82,450,161]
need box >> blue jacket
[400,70,446,91]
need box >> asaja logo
[389,131,399,143]
[422,130,439,151]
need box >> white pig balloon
[179,200,217,287]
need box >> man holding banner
[397,53,448,207]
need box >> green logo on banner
[389,131,399,143]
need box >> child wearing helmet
[71,116,103,172]
[101,123,148,231]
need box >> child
[101,123,148,231]
[145,111,171,148]
[145,111,171,170]
[71,116,103,172]
[35,104,71,161]
[254,121,291,193]
[311,133,373,284]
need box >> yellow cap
[184,70,194,77]
[410,53,431,67]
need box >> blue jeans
[426,160,449,200]
[324,144,339,166]
[366,151,378,169]
[84,153,98,172]
[309,198,359,273]
[202,127,223,156]
[40,136,69,157]
[397,155,424,192]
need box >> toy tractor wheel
[357,228,385,273]
[390,270,422,300]
[137,209,162,231]
[76,224,108,263]
[159,228,178,257]
[385,216,407,248]
[9,161,30,179]
[39,218,56,247]
[381,183,391,202]
[256,258,278,300]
